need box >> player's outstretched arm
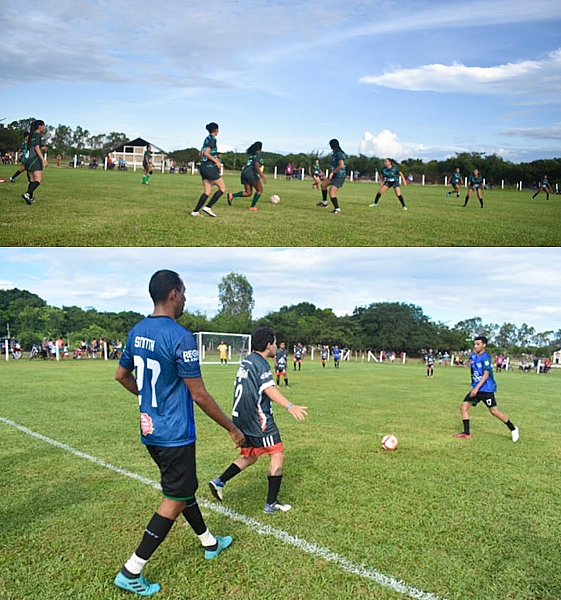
[265,386,308,421]
[185,376,245,447]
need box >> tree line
[1,275,557,358]
[1,118,560,186]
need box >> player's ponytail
[206,122,219,134]
[246,141,262,154]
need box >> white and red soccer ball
[270,194,280,204]
[381,434,399,451]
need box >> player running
[332,345,341,369]
[21,120,48,205]
[463,168,484,208]
[227,141,267,211]
[9,131,29,183]
[209,327,308,513]
[369,158,408,210]
[531,175,553,201]
[310,159,323,189]
[316,139,346,214]
[274,341,289,387]
[446,168,463,198]
[191,122,227,217]
[454,336,519,442]
[142,144,153,185]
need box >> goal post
[196,331,252,365]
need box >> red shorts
[240,442,284,457]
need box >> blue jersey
[120,316,202,447]
[471,351,497,392]
[333,348,341,361]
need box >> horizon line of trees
[1,284,558,359]
[1,118,560,185]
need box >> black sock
[532,193,537,199]
[463,197,469,206]
[322,189,328,203]
[331,196,339,209]
[479,198,484,207]
[267,475,282,505]
[463,419,470,435]
[194,193,208,212]
[284,378,289,386]
[219,463,242,484]
[27,181,40,197]
[207,190,223,208]
[505,420,515,432]
[398,195,405,207]
[181,497,207,536]
[374,193,381,204]
[11,170,21,180]
[135,512,175,561]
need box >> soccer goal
[196,331,252,365]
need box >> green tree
[216,272,254,332]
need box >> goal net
[196,331,252,365]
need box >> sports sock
[251,193,261,207]
[463,197,469,206]
[321,189,328,203]
[232,191,243,198]
[122,554,148,577]
[142,175,146,184]
[532,193,537,199]
[546,193,550,200]
[207,190,223,208]
[463,419,470,435]
[373,192,381,204]
[331,196,339,209]
[219,463,242,484]
[182,497,207,536]
[193,193,208,212]
[284,377,289,386]
[266,475,282,505]
[134,512,175,562]
[27,181,40,198]
[146,174,151,182]
[197,528,217,550]
[479,198,484,207]
[10,170,22,180]
[398,195,405,207]
[505,420,516,432]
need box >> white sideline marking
[1,416,448,600]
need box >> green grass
[1,166,559,246]
[1,358,560,599]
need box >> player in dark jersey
[142,145,153,185]
[209,327,307,514]
[9,131,30,183]
[310,159,323,189]
[227,141,267,211]
[192,122,227,217]
[22,120,48,205]
[114,270,244,596]
[293,342,303,371]
[425,348,435,378]
[454,336,519,442]
[370,158,408,210]
[317,139,346,214]
[332,346,341,368]
[274,341,289,387]
[320,346,329,368]
[532,175,553,201]
[463,169,484,208]
[446,168,463,198]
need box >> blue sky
[1,0,560,162]
[1,247,560,335]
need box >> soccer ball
[270,194,280,204]
[381,434,399,451]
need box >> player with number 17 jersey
[232,353,279,443]
[119,315,202,447]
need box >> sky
[1,247,560,334]
[1,0,561,163]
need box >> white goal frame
[196,331,252,365]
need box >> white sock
[124,553,148,576]
[197,528,217,547]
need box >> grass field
[0,166,559,246]
[1,358,560,600]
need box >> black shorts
[241,171,259,186]
[464,391,497,408]
[24,156,42,172]
[199,162,220,181]
[146,443,198,500]
[330,175,345,189]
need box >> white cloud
[501,122,561,140]
[358,130,425,160]
[359,48,561,96]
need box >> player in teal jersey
[114,270,244,596]
[531,175,553,200]
[192,122,227,217]
[310,158,323,189]
[369,158,408,210]
[9,131,30,183]
[317,139,346,213]
[22,120,48,205]
[454,336,519,441]
[463,168,484,208]
[227,141,267,211]
[446,167,463,198]
[142,145,153,184]
[208,327,308,514]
